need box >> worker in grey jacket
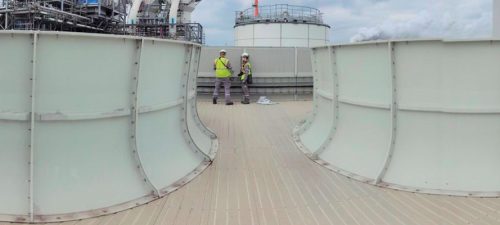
[239,53,252,104]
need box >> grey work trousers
[241,79,250,98]
[213,77,232,103]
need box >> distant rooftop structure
[235,4,329,27]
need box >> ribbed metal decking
[5,100,500,225]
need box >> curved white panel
[295,40,500,196]
[295,47,333,153]
[0,31,218,223]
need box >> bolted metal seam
[375,42,399,185]
[179,45,211,161]
[130,39,161,197]
[186,47,218,160]
[312,46,339,159]
[28,31,38,223]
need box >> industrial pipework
[0,0,204,43]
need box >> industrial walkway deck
[5,100,500,225]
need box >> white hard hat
[219,49,227,53]
[241,52,249,57]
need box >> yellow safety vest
[240,62,252,80]
[214,57,232,78]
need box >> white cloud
[350,1,491,42]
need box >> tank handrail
[235,4,326,26]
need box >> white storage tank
[234,4,330,47]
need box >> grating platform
[4,100,500,225]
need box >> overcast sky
[192,0,492,46]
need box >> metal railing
[124,22,204,44]
[235,4,326,26]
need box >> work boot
[225,102,234,105]
[212,97,217,104]
[241,97,250,104]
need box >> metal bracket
[375,42,398,184]
[130,39,160,197]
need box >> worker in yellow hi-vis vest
[213,49,234,105]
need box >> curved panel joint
[375,42,398,184]
[28,32,38,223]
[130,39,161,197]
[312,46,339,159]
[180,45,211,161]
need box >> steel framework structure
[0,0,126,32]
[0,0,204,43]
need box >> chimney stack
[253,0,259,17]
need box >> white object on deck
[257,96,277,105]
